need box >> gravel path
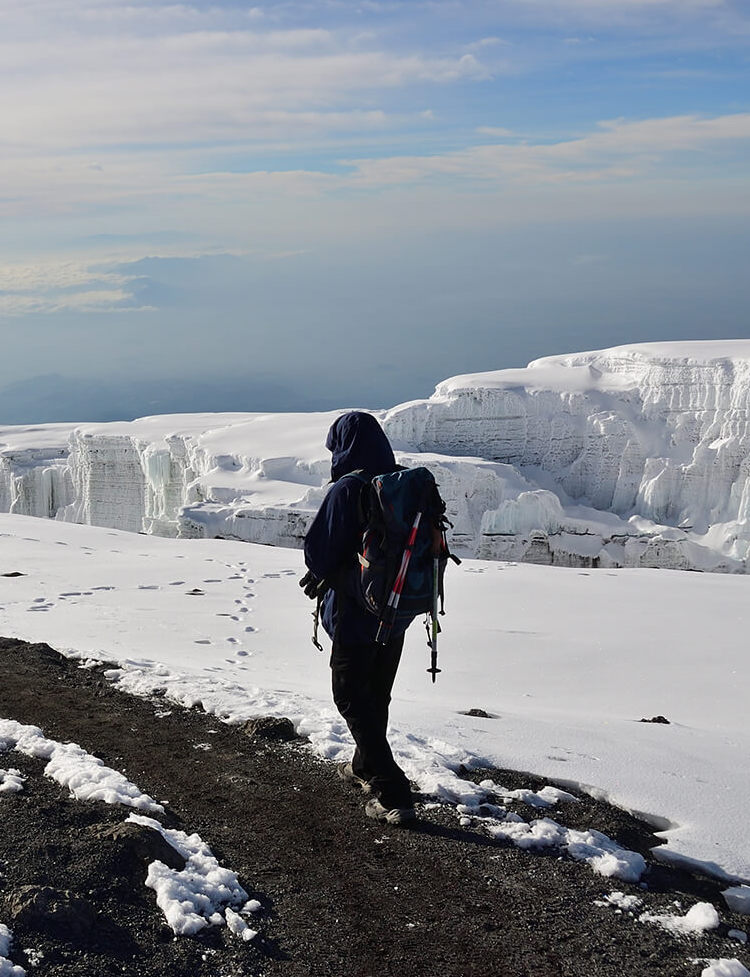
[0,637,747,977]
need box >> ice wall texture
[3,342,750,572]
[384,342,750,570]
[0,425,75,520]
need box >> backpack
[346,467,459,648]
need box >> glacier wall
[0,426,75,520]
[384,343,750,569]
[3,342,750,572]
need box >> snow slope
[1,512,748,883]
[4,341,750,572]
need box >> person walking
[300,411,417,825]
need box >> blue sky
[1,0,749,420]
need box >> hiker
[300,411,417,825]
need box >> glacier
[3,340,750,572]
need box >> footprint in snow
[55,541,68,546]
[91,586,115,591]
[235,649,249,657]
[228,574,243,580]
[168,581,185,586]
[138,584,160,590]
[203,578,222,583]
[262,573,281,579]
[244,626,255,633]
[226,637,239,644]
[216,613,234,618]
[33,596,47,603]
[194,639,212,645]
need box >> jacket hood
[326,411,397,481]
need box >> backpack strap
[340,469,371,527]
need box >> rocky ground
[0,636,748,977]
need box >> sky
[1,0,749,421]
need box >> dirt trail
[0,638,747,977]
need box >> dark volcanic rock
[7,886,100,942]
[87,821,186,873]
[243,715,301,742]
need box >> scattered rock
[186,588,205,596]
[87,821,186,873]
[460,708,494,719]
[7,886,100,942]
[640,716,671,725]
[243,716,301,743]
[1,571,26,577]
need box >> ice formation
[4,341,750,571]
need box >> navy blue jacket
[304,412,399,645]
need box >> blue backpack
[346,467,458,647]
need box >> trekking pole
[427,556,441,682]
[375,510,422,645]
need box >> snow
[701,960,750,977]
[2,513,749,884]
[0,924,25,977]
[126,814,250,937]
[0,708,255,940]
[7,340,750,572]
[0,769,25,795]
[0,718,163,813]
[729,931,749,945]
[595,891,643,912]
[225,908,258,942]
[483,817,646,882]
[724,887,750,915]
[640,901,720,935]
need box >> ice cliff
[3,340,750,572]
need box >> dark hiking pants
[330,634,413,810]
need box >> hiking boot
[337,761,373,795]
[364,797,416,826]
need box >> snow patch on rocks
[724,886,750,915]
[700,960,750,977]
[484,816,647,882]
[0,769,25,795]
[0,924,25,977]
[595,891,643,912]
[0,718,163,813]
[640,901,720,935]
[127,814,250,936]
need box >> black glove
[299,570,324,600]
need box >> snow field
[1,513,749,885]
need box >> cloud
[338,112,750,187]
[0,259,153,316]
[0,7,490,154]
